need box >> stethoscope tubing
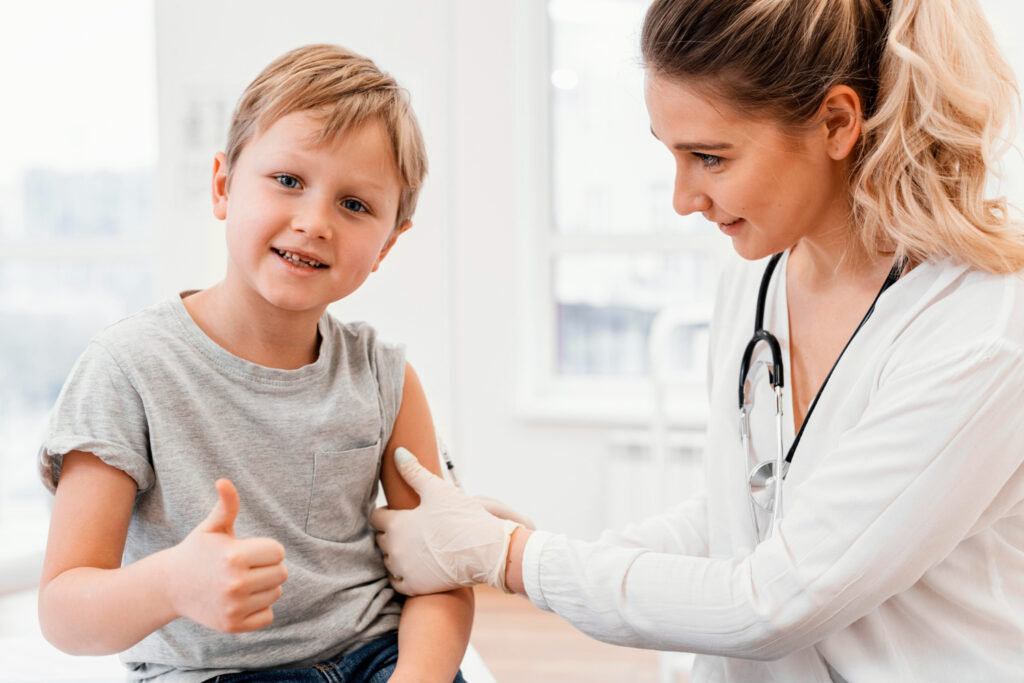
[740,251,905,539]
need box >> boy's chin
[259,285,363,316]
[257,291,330,316]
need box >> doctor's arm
[506,337,1024,657]
[380,363,474,683]
[504,491,712,595]
[378,337,1024,658]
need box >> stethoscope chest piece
[748,458,788,511]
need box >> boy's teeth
[276,249,323,268]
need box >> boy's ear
[819,85,862,161]
[372,220,413,272]
[211,152,229,220]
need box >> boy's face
[211,111,410,316]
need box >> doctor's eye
[274,174,302,189]
[341,198,368,213]
[693,152,723,169]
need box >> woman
[372,0,1024,680]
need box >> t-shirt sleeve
[39,340,155,494]
[372,339,406,449]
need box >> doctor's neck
[789,219,894,289]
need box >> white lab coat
[522,253,1024,682]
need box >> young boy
[36,44,472,682]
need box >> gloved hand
[370,448,523,596]
[473,495,536,531]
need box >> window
[529,0,729,421]
[0,1,158,559]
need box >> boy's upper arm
[380,363,442,511]
[41,451,138,586]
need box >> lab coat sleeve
[595,495,709,556]
[521,336,1024,658]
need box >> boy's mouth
[272,247,328,269]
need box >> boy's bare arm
[38,451,287,655]
[394,590,474,682]
[380,363,474,682]
[38,451,176,654]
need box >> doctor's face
[644,72,850,260]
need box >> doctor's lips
[715,218,745,236]
[706,214,744,230]
[272,247,329,268]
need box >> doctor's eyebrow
[649,126,733,152]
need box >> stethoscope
[739,251,905,541]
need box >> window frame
[515,0,729,427]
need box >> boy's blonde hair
[225,44,427,229]
[642,0,1023,274]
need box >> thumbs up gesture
[165,479,288,633]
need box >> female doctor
[372,0,1024,680]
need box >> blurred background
[1,1,1023,680]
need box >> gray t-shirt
[39,294,406,682]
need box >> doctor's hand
[163,479,288,633]
[473,495,536,531]
[371,448,523,596]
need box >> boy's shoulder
[321,313,403,356]
[90,297,182,354]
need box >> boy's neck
[182,283,324,370]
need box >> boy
[37,44,472,682]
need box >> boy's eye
[274,174,302,189]
[341,198,368,213]
[693,152,723,169]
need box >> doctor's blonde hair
[224,44,427,230]
[641,0,1024,274]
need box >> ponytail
[855,0,1023,273]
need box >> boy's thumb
[198,478,239,536]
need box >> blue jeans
[205,633,468,683]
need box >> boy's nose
[291,200,334,240]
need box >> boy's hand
[163,479,288,633]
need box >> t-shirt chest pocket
[305,441,381,543]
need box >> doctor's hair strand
[641,0,1024,274]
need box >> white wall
[154,0,617,539]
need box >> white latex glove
[473,495,536,531]
[370,448,522,596]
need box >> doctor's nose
[292,200,334,240]
[672,174,711,216]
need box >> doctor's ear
[372,220,413,272]
[211,152,229,220]
[818,85,863,161]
